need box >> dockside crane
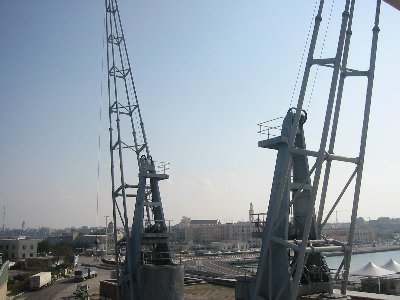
[245,0,400,299]
[104,0,183,299]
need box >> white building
[174,217,261,248]
[0,237,38,260]
[209,241,249,251]
[106,222,124,254]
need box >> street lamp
[105,215,109,256]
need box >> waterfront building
[322,225,375,244]
[0,237,38,260]
[74,234,106,251]
[354,226,375,244]
[209,241,249,251]
[171,217,261,248]
[186,220,219,244]
[229,222,256,243]
[47,229,80,245]
[106,222,124,254]
[177,216,191,228]
[170,217,191,243]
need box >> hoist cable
[289,0,319,108]
[305,0,336,112]
[96,9,107,228]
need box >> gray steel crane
[104,0,183,299]
[245,0,400,299]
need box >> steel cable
[305,0,336,112]
[289,0,319,108]
[95,8,107,227]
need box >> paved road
[15,257,113,300]
[184,254,258,278]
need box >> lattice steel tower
[105,0,182,299]
[251,0,387,299]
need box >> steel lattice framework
[105,0,172,298]
[253,0,383,299]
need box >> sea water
[325,249,400,273]
[241,249,400,273]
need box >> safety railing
[143,219,172,233]
[154,161,170,175]
[142,251,172,265]
[257,116,283,139]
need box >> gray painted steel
[254,110,331,300]
[0,261,8,300]
[251,0,382,299]
[235,276,255,300]
[105,0,177,299]
[138,265,184,300]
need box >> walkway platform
[347,291,400,299]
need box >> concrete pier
[139,264,184,300]
[235,275,255,300]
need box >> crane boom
[248,0,383,299]
[105,0,183,299]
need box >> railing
[154,161,170,175]
[251,213,267,237]
[142,251,172,265]
[143,219,172,233]
[257,116,283,139]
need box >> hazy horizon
[0,213,393,231]
[1,1,400,229]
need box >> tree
[53,243,75,267]
[38,239,52,254]
[53,243,74,257]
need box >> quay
[325,245,400,257]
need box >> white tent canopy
[381,259,400,273]
[351,261,396,277]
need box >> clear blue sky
[0,0,399,228]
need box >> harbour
[232,248,400,274]
[327,249,400,273]
[1,0,400,299]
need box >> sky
[0,1,399,229]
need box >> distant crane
[248,0,400,299]
[104,0,183,299]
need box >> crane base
[138,264,184,300]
